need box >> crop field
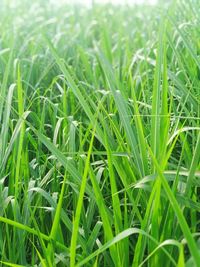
[0,0,200,266]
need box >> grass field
[0,0,200,266]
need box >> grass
[0,0,200,266]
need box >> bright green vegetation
[0,0,200,266]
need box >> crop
[0,0,200,266]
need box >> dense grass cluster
[0,0,200,266]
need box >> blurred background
[51,0,158,5]
[7,0,158,7]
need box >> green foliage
[0,0,200,266]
